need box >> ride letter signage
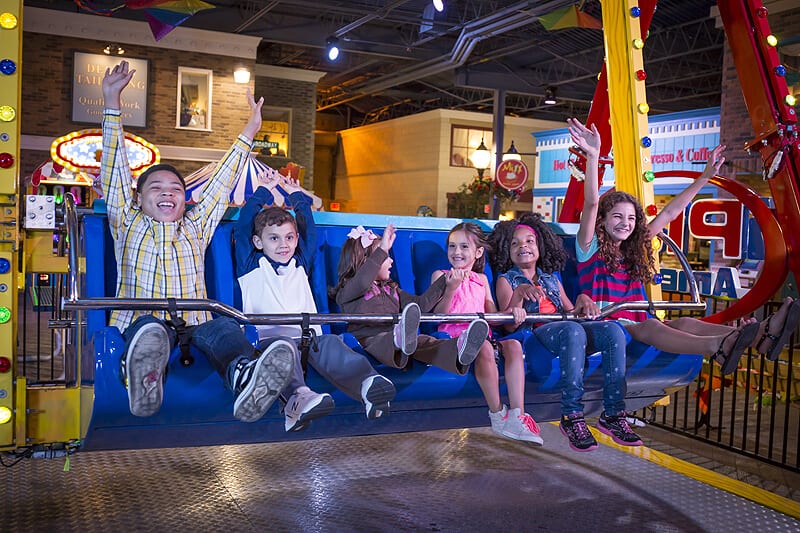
[496,160,528,191]
[72,52,149,127]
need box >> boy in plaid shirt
[101,60,292,422]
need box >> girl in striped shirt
[569,118,798,376]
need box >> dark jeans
[123,315,257,390]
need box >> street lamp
[502,140,521,161]
[470,138,491,180]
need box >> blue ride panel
[82,211,703,451]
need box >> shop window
[254,107,291,158]
[450,125,493,167]
[176,67,212,131]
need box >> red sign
[495,160,528,191]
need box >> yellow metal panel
[25,387,88,445]
[602,0,661,300]
[24,232,70,273]
[0,0,22,449]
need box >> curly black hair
[487,213,567,274]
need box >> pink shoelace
[519,413,540,435]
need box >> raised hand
[379,224,396,252]
[280,176,305,196]
[699,144,726,182]
[102,60,135,110]
[567,118,601,159]
[242,89,265,142]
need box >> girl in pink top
[431,222,542,445]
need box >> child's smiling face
[253,222,298,263]
[137,170,186,222]
[447,229,483,271]
[510,226,539,269]
[602,201,637,243]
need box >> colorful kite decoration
[73,1,215,41]
[538,4,602,31]
[184,156,284,206]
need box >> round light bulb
[0,105,15,122]
[638,103,650,114]
[766,35,778,47]
[632,38,645,49]
[786,94,797,106]
[0,13,18,29]
[643,169,655,182]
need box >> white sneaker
[488,405,508,437]
[502,408,544,445]
[457,319,489,366]
[232,340,294,423]
[394,302,420,355]
[124,322,171,417]
[284,389,335,432]
[361,374,396,419]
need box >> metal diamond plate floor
[3,423,798,532]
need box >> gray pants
[277,334,381,401]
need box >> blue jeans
[123,315,257,391]
[533,320,628,417]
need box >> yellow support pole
[0,1,23,450]
[602,0,661,303]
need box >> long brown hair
[596,191,656,282]
[329,235,398,297]
[447,222,490,273]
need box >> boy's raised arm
[568,118,602,253]
[100,60,137,231]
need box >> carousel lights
[0,13,18,30]
[652,273,663,284]
[632,38,644,50]
[643,170,655,182]
[766,35,778,47]
[0,59,15,75]
[641,136,652,148]
[51,130,160,175]
[0,406,12,425]
[756,6,768,18]
[636,69,647,81]
[0,258,9,273]
[630,6,640,18]
[0,153,13,169]
[646,204,658,216]
[786,94,797,106]
[637,103,650,114]
[775,65,787,77]
[0,306,10,323]
[0,105,15,122]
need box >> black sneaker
[597,412,643,446]
[560,413,598,452]
[232,340,294,422]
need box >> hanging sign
[495,159,529,191]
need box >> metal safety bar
[60,199,705,324]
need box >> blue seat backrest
[559,233,581,304]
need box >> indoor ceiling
[29,1,726,127]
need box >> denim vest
[499,266,564,314]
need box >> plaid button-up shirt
[101,109,253,331]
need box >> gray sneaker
[456,319,489,366]
[394,302,421,355]
[232,340,294,422]
[123,322,171,417]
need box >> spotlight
[432,0,445,12]
[544,86,557,105]
[326,37,340,61]
[103,43,124,55]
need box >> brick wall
[255,75,317,190]
[20,32,317,188]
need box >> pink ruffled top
[437,270,489,338]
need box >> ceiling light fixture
[544,86,557,105]
[326,37,340,62]
[432,0,445,12]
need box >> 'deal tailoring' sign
[72,52,149,127]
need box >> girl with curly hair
[488,215,634,452]
[569,118,798,376]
